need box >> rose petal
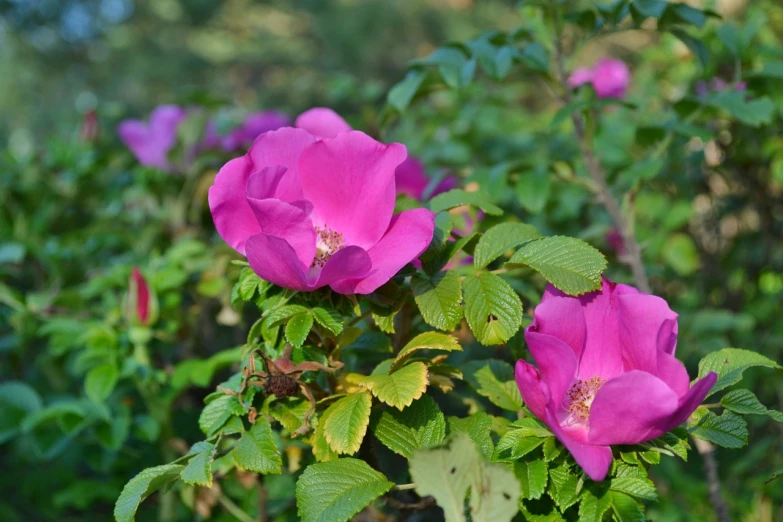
[546,409,613,481]
[246,127,317,203]
[299,131,406,250]
[515,360,550,421]
[209,155,259,254]
[316,246,372,291]
[245,193,316,268]
[330,209,435,295]
[245,233,310,291]
[529,296,586,359]
[617,292,678,374]
[588,370,679,445]
[523,329,578,409]
[664,372,718,431]
[295,107,352,139]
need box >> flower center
[564,376,606,425]
[311,225,344,268]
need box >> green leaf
[114,464,184,522]
[414,46,475,89]
[0,381,42,443]
[610,491,645,522]
[85,364,118,403]
[265,304,309,326]
[463,272,523,346]
[372,395,446,458]
[237,267,262,301]
[360,362,429,410]
[180,441,216,487]
[579,486,612,522]
[508,236,606,295]
[312,409,339,462]
[548,465,581,512]
[767,467,783,484]
[514,460,548,500]
[285,312,314,348]
[323,391,372,454]
[198,394,244,436]
[717,23,742,56]
[473,223,542,269]
[652,429,690,460]
[391,332,461,371]
[233,418,282,474]
[271,398,311,434]
[671,29,709,69]
[461,359,523,412]
[516,170,552,214]
[412,271,463,331]
[689,410,748,449]
[662,233,699,276]
[542,437,563,462]
[471,464,521,522]
[429,189,503,216]
[312,306,344,336]
[493,429,546,461]
[296,458,393,522]
[707,91,775,127]
[720,389,769,416]
[609,477,658,502]
[448,412,494,459]
[388,69,427,112]
[520,42,550,72]
[409,433,480,522]
[697,348,781,397]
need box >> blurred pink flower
[295,107,456,200]
[117,105,187,171]
[204,111,291,152]
[568,58,630,99]
[209,127,435,294]
[516,279,717,481]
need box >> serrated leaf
[463,272,524,346]
[689,410,748,449]
[265,304,309,326]
[508,236,606,295]
[180,441,215,487]
[388,69,427,112]
[609,477,658,502]
[610,491,645,522]
[409,433,481,522]
[697,348,781,397]
[542,437,563,462]
[373,395,446,458]
[237,267,262,301]
[579,486,612,522]
[548,465,580,512]
[461,359,523,412]
[198,394,244,436]
[296,458,393,522]
[514,460,548,500]
[493,430,546,461]
[0,381,42,443]
[271,398,311,434]
[652,429,690,460]
[412,271,463,331]
[233,418,282,474]
[114,464,184,522]
[473,222,542,269]
[312,306,344,335]
[720,389,769,416]
[360,362,429,410]
[391,332,461,371]
[285,312,313,348]
[323,392,372,454]
[429,189,503,216]
[448,412,494,459]
[312,409,339,462]
[85,364,118,403]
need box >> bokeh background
[1,0,782,521]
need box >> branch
[693,437,731,522]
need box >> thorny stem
[551,17,650,294]
[551,11,727,521]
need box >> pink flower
[127,267,152,325]
[208,126,436,294]
[568,58,630,100]
[515,279,717,481]
[295,107,455,200]
[117,105,187,171]
[206,111,291,152]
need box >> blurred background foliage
[1,0,782,521]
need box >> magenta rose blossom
[209,126,436,294]
[295,107,455,200]
[568,58,630,99]
[117,105,187,171]
[515,279,717,481]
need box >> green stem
[218,494,257,522]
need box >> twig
[693,437,731,522]
[217,494,257,522]
[551,15,650,294]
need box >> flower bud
[126,267,158,327]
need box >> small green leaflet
[412,271,463,331]
[447,412,494,459]
[232,418,283,474]
[720,388,783,422]
[461,359,523,412]
[322,391,372,454]
[508,236,606,295]
[85,363,118,403]
[198,394,244,436]
[473,222,542,269]
[180,441,216,487]
[463,272,524,346]
[114,464,183,522]
[514,460,548,500]
[285,312,314,348]
[429,189,503,216]
[372,395,446,458]
[697,348,781,397]
[296,458,393,522]
[609,476,658,502]
[689,410,748,449]
[360,362,429,410]
[391,331,461,371]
